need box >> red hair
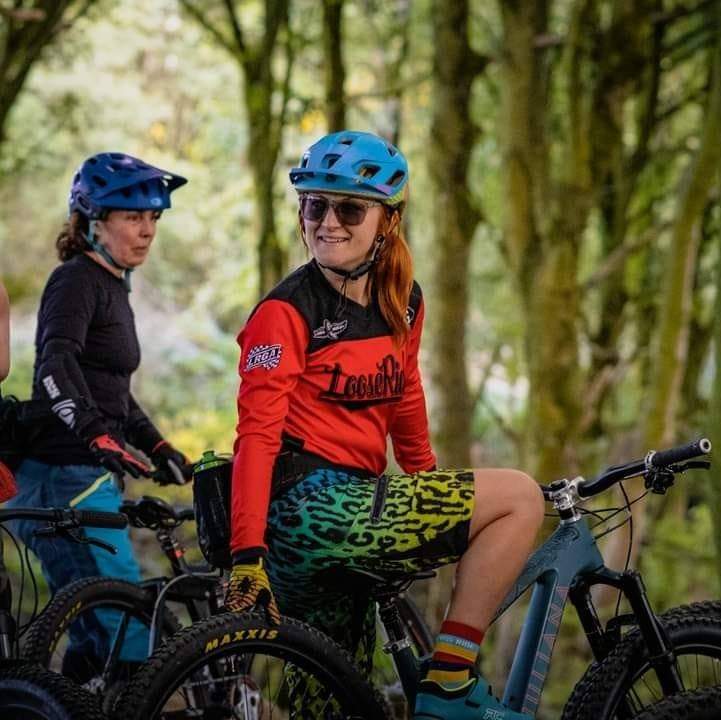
[372,208,413,346]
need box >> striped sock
[425,620,483,687]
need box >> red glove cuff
[151,439,169,454]
[0,461,17,503]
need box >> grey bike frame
[497,516,605,715]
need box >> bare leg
[446,469,545,630]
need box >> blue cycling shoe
[414,676,531,719]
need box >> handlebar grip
[73,509,128,529]
[649,438,712,468]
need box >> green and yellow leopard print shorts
[266,468,474,674]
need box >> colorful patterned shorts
[266,468,475,674]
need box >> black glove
[90,434,151,478]
[151,440,193,485]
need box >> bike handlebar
[575,437,712,499]
[648,437,712,468]
[0,507,128,529]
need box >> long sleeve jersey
[27,253,162,464]
[231,259,436,554]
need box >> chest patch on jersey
[312,318,348,340]
[319,354,405,409]
[245,344,283,371]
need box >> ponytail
[373,209,413,346]
[56,212,89,262]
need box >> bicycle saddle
[316,565,436,598]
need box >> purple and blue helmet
[69,152,187,219]
[289,131,408,207]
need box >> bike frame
[498,517,604,714]
[385,514,684,717]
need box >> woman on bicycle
[225,131,544,719]
[8,152,190,680]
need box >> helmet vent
[386,144,397,157]
[322,154,340,169]
[358,165,380,178]
[388,170,405,186]
[339,137,354,145]
[91,175,107,188]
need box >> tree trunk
[427,0,484,469]
[322,0,345,131]
[423,0,484,634]
[180,0,292,295]
[645,3,721,451]
[499,0,587,482]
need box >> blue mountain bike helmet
[68,153,187,289]
[69,152,187,219]
[289,131,408,207]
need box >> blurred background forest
[2,0,721,716]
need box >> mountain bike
[109,437,721,719]
[21,495,216,705]
[0,505,127,720]
[23,493,433,713]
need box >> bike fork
[575,569,684,698]
[621,570,684,695]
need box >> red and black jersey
[231,259,436,554]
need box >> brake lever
[166,458,188,486]
[33,524,118,555]
[669,460,711,473]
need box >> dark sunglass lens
[303,197,328,221]
[336,201,366,225]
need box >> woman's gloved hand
[150,440,193,485]
[90,433,151,477]
[225,558,280,626]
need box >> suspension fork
[573,568,684,695]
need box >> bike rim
[615,642,721,716]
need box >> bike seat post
[0,610,14,659]
[377,593,422,708]
[156,527,188,576]
[0,564,14,659]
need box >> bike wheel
[563,601,721,720]
[22,576,180,704]
[632,686,721,720]
[112,611,390,719]
[0,660,107,720]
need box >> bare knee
[513,470,545,532]
[472,468,545,534]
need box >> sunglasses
[300,194,381,226]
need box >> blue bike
[111,438,721,719]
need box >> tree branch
[222,0,245,54]
[581,233,656,291]
[177,0,236,57]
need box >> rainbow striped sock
[425,620,483,687]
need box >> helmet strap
[85,219,133,291]
[318,234,385,282]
